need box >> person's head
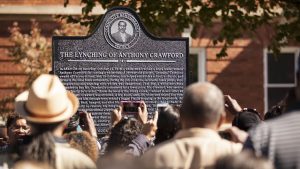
[180,82,225,130]
[6,113,30,143]
[14,74,79,135]
[64,131,99,162]
[155,105,181,144]
[214,151,274,169]
[232,108,262,131]
[118,21,127,33]
[14,74,79,168]
[106,118,142,154]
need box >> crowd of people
[0,73,299,169]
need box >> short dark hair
[106,118,141,153]
[155,105,181,144]
[118,20,126,26]
[232,109,262,131]
[180,82,224,125]
[6,113,24,128]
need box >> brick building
[0,0,299,120]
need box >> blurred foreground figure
[64,131,99,163]
[214,151,274,169]
[243,69,300,169]
[14,74,96,169]
[244,109,300,169]
[140,82,242,169]
[13,160,53,169]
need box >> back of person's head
[64,131,99,162]
[232,109,262,131]
[155,105,181,144]
[18,125,56,168]
[14,74,79,128]
[180,82,224,127]
[106,118,141,154]
[13,74,80,169]
[214,151,274,169]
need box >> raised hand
[224,95,242,115]
[142,111,158,140]
[138,101,148,124]
[111,106,122,127]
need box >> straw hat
[15,74,79,123]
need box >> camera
[121,101,142,115]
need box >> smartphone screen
[121,101,141,114]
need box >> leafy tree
[0,20,89,114]
[63,0,300,57]
[8,19,89,86]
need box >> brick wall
[0,4,296,118]
[0,19,60,112]
[0,18,267,116]
[190,23,273,120]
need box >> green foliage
[62,0,300,58]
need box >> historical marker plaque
[53,7,188,134]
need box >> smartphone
[79,110,86,126]
[157,103,169,112]
[121,101,142,115]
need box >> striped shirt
[244,111,300,169]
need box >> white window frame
[190,47,206,82]
[182,26,206,82]
[263,47,300,112]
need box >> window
[188,48,206,83]
[182,28,206,83]
[264,48,300,112]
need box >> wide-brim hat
[15,74,79,123]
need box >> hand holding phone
[120,101,148,124]
[79,110,98,138]
[121,101,142,114]
[138,101,148,124]
[111,106,122,127]
[224,95,242,115]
